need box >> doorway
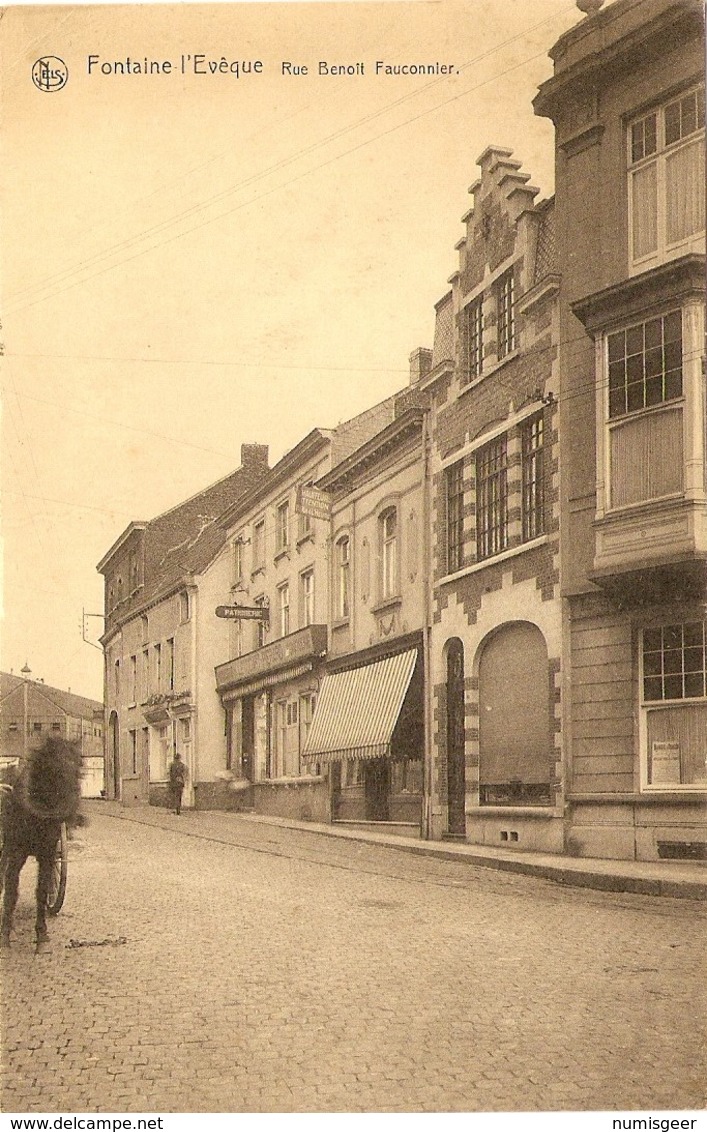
[109,711,120,801]
[364,760,390,821]
[446,639,466,836]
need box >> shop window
[445,460,465,574]
[629,86,705,272]
[476,436,508,560]
[642,622,707,789]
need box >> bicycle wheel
[46,822,68,915]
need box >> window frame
[336,535,350,620]
[639,621,707,793]
[300,568,315,628]
[475,436,509,561]
[628,84,705,273]
[445,460,465,574]
[379,507,399,601]
[276,499,290,555]
[496,269,516,359]
[278,582,290,638]
[520,412,545,543]
[463,297,484,384]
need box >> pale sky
[2,0,584,701]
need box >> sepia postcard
[1,0,705,1124]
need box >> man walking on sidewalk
[168,751,187,815]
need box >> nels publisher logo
[32,56,69,92]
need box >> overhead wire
[5,4,577,310]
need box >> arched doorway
[478,622,551,806]
[109,711,120,801]
[446,638,466,836]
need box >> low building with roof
[97,443,269,806]
[0,671,104,797]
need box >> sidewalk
[89,800,707,902]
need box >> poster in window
[650,741,681,785]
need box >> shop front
[214,625,330,820]
[302,637,425,835]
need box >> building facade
[97,444,269,807]
[535,0,706,858]
[302,383,429,832]
[213,430,335,821]
[419,148,563,849]
[0,672,104,797]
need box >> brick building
[97,443,269,806]
[416,148,563,848]
[534,0,706,858]
[0,672,104,797]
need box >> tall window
[129,552,139,594]
[255,596,268,648]
[154,644,162,691]
[521,414,545,542]
[233,539,244,584]
[300,570,314,627]
[129,730,138,777]
[252,520,265,570]
[166,638,175,691]
[379,508,398,599]
[278,583,290,637]
[298,481,313,540]
[179,591,190,623]
[629,86,705,269]
[463,298,483,383]
[337,536,350,619]
[642,622,707,790]
[142,648,150,699]
[276,500,290,554]
[129,656,137,704]
[445,460,465,574]
[608,310,682,418]
[496,270,516,358]
[476,437,508,560]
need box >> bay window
[629,85,705,272]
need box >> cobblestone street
[1,806,705,1113]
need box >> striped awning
[302,649,417,763]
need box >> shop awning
[302,649,417,764]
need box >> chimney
[241,443,269,470]
[409,347,433,385]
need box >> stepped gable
[455,146,540,294]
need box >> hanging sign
[215,605,269,622]
[297,485,330,521]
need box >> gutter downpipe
[422,406,434,841]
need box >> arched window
[379,508,398,600]
[336,535,350,619]
[478,622,551,806]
